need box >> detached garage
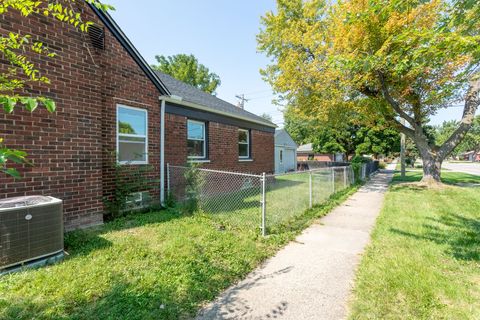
[275,129,297,173]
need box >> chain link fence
[167,164,361,236]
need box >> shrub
[103,156,159,220]
[182,163,204,214]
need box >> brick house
[0,3,275,230]
[296,143,344,162]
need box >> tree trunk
[414,134,444,185]
[420,152,442,185]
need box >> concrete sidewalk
[196,165,395,320]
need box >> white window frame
[187,119,207,159]
[238,128,250,159]
[116,104,148,165]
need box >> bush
[182,163,203,214]
[350,155,371,182]
[103,157,159,220]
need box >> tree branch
[383,113,415,138]
[438,77,480,159]
[377,72,417,128]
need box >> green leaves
[0,139,28,179]
[0,1,113,178]
[152,54,221,95]
[21,97,38,112]
[0,96,16,113]
[41,97,56,112]
[0,95,56,113]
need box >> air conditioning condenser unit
[0,196,64,273]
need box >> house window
[238,129,250,159]
[280,150,283,164]
[117,105,148,164]
[187,119,206,159]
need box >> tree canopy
[258,0,480,184]
[0,0,112,177]
[284,106,400,158]
[152,54,221,95]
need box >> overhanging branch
[377,72,417,128]
[438,77,480,159]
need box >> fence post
[167,163,170,194]
[343,166,347,189]
[331,167,335,194]
[309,171,313,208]
[261,172,267,237]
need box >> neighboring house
[460,151,480,162]
[296,143,344,162]
[274,129,297,174]
[0,3,275,230]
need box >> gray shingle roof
[275,129,297,148]
[155,71,276,128]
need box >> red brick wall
[164,113,274,174]
[0,4,161,230]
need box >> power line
[243,89,272,96]
[246,95,276,100]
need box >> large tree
[0,0,111,177]
[258,0,480,184]
[152,54,221,95]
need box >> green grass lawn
[0,184,359,320]
[349,170,480,319]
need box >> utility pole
[235,94,249,109]
[400,118,406,178]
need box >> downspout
[160,97,166,206]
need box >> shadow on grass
[64,209,183,258]
[0,253,252,319]
[391,170,480,187]
[391,213,480,262]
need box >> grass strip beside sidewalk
[349,171,480,319]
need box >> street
[443,162,480,176]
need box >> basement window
[88,24,105,50]
[117,105,148,164]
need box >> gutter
[160,96,277,129]
[160,97,166,205]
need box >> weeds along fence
[167,165,359,236]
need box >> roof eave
[159,96,277,129]
[88,5,170,96]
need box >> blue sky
[108,0,466,127]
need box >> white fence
[167,165,360,236]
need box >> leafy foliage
[182,163,203,214]
[103,157,159,221]
[260,112,273,122]
[0,0,112,177]
[258,0,480,182]
[285,105,400,157]
[152,53,221,95]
